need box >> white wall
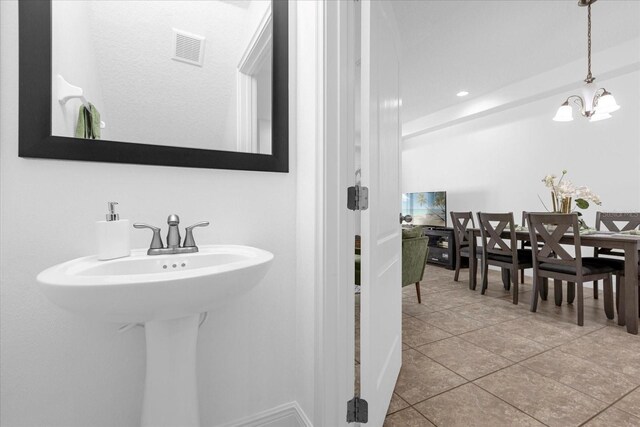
[402,45,640,229]
[0,1,313,426]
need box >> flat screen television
[402,191,447,227]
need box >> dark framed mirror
[19,0,288,172]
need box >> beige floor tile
[402,301,440,316]
[498,316,589,347]
[403,315,433,331]
[416,337,513,381]
[451,302,526,324]
[403,292,421,304]
[474,365,607,427]
[420,281,460,294]
[583,407,640,427]
[415,309,486,335]
[559,328,640,380]
[615,387,640,418]
[383,407,435,426]
[536,313,606,336]
[394,349,466,404]
[482,293,532,308]
[502,290,534,303]
[459,326,549,362]
[414,383,544,427]
[387,393,410,415]
[587,326,640,353]
[533,300,616,326]
[418,291,477,311]
[482,287,516,299]
[403,323,452,348]
[482,283,532,300]
[520,349,639,403]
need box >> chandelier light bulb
[596,92,620,114]
[589,112,612,122]
[553,102,574,122]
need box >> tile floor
[374,265,640,427]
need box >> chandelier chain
[586,3,593,83]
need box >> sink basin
[37,244,273,427]
[37,245,273,323]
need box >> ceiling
[391,0,640,123]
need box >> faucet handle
[133,223,164,249]
[183,221,210,248]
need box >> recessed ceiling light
[456,91,469,97]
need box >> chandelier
[553,0,620,122]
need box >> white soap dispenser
[96,202,131,260]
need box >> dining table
[467,228,640,335]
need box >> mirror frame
[18,0,288,173]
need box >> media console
[421,227,466,270]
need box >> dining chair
[477,212,533,305]
[519,211,545,285]
[527,213,617,326]
[450,212,483,287]
[592,212,639,303]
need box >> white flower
[542,174,557,188]
[575,186,602,205]
[556,181,576,198]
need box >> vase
[551,192,572,214]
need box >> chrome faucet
[134,215,210,255]
[166,214,181,249]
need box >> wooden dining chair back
[450,211,481,283]
[527,213,616,326]
[594,211,640,314]
[595,212,640,257]
[519,211,540,284]
[528,213,581,271]
[478,213,517,260]
[451,211,474,251]
[477,212,530,304]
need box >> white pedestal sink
[37,245,273,427]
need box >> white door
[359,0,402,425]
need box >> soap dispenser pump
[96,202,131,260]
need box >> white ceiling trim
[402,37,640,141]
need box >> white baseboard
[217,401,313,427]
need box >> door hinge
[347,396,368,423]
[347,185,369,211]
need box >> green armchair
[354,229,429,304]
[402,228,429,304]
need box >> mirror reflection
[51,0,272,154]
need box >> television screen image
[402,191,447,227]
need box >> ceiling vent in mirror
[172,29,205,66]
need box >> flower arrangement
[541,170,601,227]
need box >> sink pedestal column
[141,314,200,427]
